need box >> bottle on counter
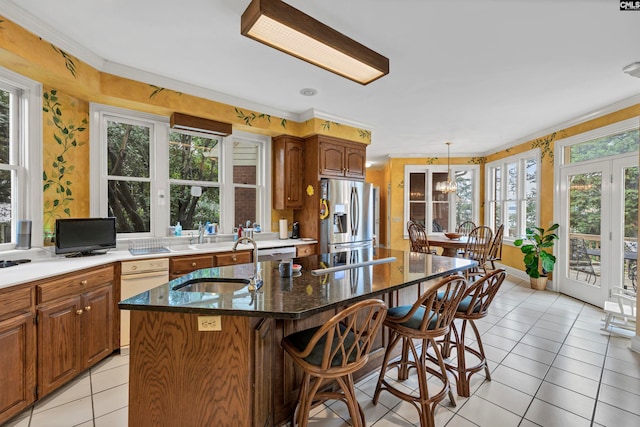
[175,222,182,236]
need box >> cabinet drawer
[0,286,33,319]
[170,256,213,275]
[214,251,252,266]
[37,266,114,304]
[296,244,317,257]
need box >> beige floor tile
[524,398,591,427]
[474,380,533,416]
[1,414,31,427]
[511,342,557,365]
[92,383,128,418]
[519,333,563,353]
[478,332,518,352]
[563,334,608,355]
[594,401,640,427]
[457,395,521,427]
[95,407,128,427]
[543,367,599,399]
[606,343,640,364]
[29,396,93,427]
[91,351,130,374]
[597,383,640,416]
[500,352,551,379]
[604,356,640,380]
[32,375,92,414]
[535,381,595,419]
[601,368,640,394]
[551,354,602,381]
[490,365,543,396]
[527,325,568,343]
[558,343,605,367]
[91,362,129,393]
[372,410,416,427]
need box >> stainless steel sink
[172,278,250,293]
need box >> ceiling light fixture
[300,88,317,96]
[436,142,457,194]
[241,0,389,85]
[623,62,640,78]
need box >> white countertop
[0,235,316,290]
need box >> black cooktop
[0,259,31,268]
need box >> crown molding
[299,108,373,130]
[484,93,640,157]
[0,0,105,69]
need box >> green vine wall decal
[397,180,404,189]
[468,156,487,164]
[425,158,436,165]
[42,90,87,222]
[531,132,557,162]
[51,45,77,78]
[149,85,183,99]
[357,129,371,141]
[235,107,285,128]
[321,120,340,131]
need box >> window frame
[0,67,42,252]
[484,148,540,243]
[90,104,271,238]
[403,163,479,238]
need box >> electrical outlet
[197,316,221,331]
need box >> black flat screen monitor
[55,218,117,256]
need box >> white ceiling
[3,0,640,165]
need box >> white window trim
[403,163,479,239]
[0,67,42,251]
[90,104,272,238]
[484,148,541,244]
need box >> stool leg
[336,374,365,427]
[470,320,491,380]
[294,373,324,427]
[454,320,470,397]
[398,336,411,380]
[373,331,400,405]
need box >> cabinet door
[345,145,366,179]
[285,140,305,209]
[38,296,82,396]
[0,313,36,424]
[253,318,274,427]
[170,255,214,279]
[318,141,345,177]
[214,250,252,267]
[82,284,113,368]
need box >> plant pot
[530,276,548,290]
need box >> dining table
[428,233,470,257]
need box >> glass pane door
[559,161,610,306]
[616,158,638,292]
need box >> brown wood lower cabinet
[36,266,115,398]
[0,312,36,425]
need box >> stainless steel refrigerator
[319,179,373,253]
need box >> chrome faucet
[232,236,262,291]
[197,223,205,244]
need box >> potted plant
[514,224,559,290]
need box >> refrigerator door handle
[351,186,360,237]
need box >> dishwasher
[120,258,169,347]
[257,246,296,261]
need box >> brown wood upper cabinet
[272,135,305,209]
[307,135,366,180]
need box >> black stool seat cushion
[286,324,359,367]
[387,305,438,330]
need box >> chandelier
[436,142,457,194]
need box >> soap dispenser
[175,222,182,236]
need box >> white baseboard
[631,336,640,353]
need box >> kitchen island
[119,248,476,427]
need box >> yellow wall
[380,105,640,272]
[0,16,371,243]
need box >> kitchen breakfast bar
[119,248,476,427]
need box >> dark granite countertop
[118,248,477,319]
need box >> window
[0,68,41,250]
[404,164,479,236]
[91,104,269,237]
[485,149,539,240]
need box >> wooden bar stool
[281,299,387,427]
[439,269,507,397]
[373,275,467,427]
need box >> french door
[558,155,638,306]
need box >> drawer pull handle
[81,280,88,286]
[191,262,197,267]
[84,306,91,311]
[76,309,83,315]
[232,256,237,261]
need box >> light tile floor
[4,276,640,427]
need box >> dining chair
[487,224,504,269]
[373,275,468,427]
[281,299,387,427]
[457,221,476,236]
[461,226,494,279]
[408,221,435,254]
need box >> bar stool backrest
[458,269,507,317]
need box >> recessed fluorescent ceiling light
[241,0,389,85]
